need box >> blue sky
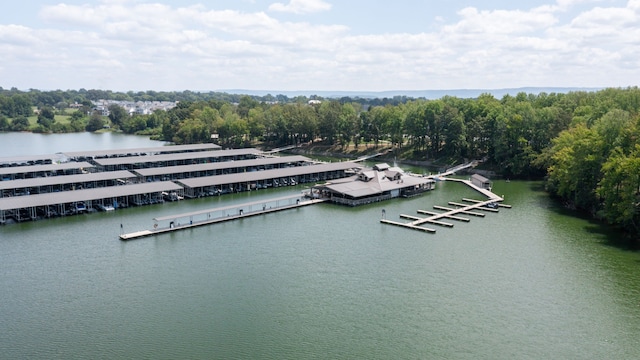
[0,0,638,92]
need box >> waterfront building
[311,163,435,206]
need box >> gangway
[262,145,298,154]
[352,149,392,163]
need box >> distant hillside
[220,87,602,99]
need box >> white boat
[96,204,115,212]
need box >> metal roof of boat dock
[0,153,64,165]
[0,162,95,176]
[92,148,261,166]
[133,155,312,177]
[0,170,136,190]
[178,162,361,188]
[61,143,221,158]
[0,181,183,211]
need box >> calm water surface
[1,133,640,359]
[0,132,167,157]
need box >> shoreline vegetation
[1,86,639,241]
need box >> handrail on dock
[120,193,325,240]
[352,150,390,163]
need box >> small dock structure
[120,194,325,240]
[380,175,509,233]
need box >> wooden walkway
[120,194,325,240]
[380,175,509,233]
[425,161,478,180]
[352,149,392,162]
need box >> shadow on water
[528,181,547,192]
[527,180,639,252]
[584,223,640,252]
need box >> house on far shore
[471,174,492,190]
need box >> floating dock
[380,176,510,233]
[120,194,325,240]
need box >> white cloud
[1,1,638,91]
[268,0,332,14]
[445,7,558,35]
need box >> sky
[0,0,639,92]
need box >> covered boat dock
[0,144,361,225]
[132,155,313,182]
[0,170,137,198]
[176,162,361,198]
[92,148,262,171]
[0,161,94,181]
[0,181,183,222]
[61,143,221,161]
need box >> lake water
[1,133,640,359]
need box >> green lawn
[27,108,74,126]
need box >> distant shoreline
[218,87,605,99]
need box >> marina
[1,136,506,237]
[120,162,441,239]
[0,144,361,224]
[119,161,503,239]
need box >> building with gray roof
[311,164,435,206]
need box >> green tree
[86,113,105,132]
[11,116,30,131]
[173,118,210,144]
[599,145,640,235]
[593,109,633,155]
[121,115,148,133]
[237,96,260,118]
[381,105,404,150]
[546,125,604,212]
[424,100,445,156]
[0,115,9,131]
[441,104,467,158]
[11,94,33,117]
[247,107,266,141]
[337,103,358,148]
[70,110,85,122]
[404,100,430,153]
[318,101,341,145]
[37,106,56,129]
[108,104,129,128]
